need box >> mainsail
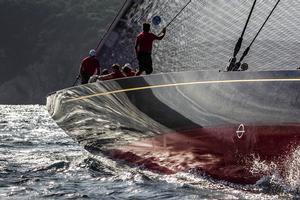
[97,0,300,72]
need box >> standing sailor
[79,49,101,84]
[135,23,166,75]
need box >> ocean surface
[1,105,300,199]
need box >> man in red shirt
[80,49,101,84]
[100,64,125,81]
[122,63,136,77]
[135,23,166,75]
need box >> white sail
[98,0,300,72]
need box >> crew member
[80,49,101,84]
[135,23,166,75]
[101,69,109,75]
[122,63,136,77]
[101,64,125,81]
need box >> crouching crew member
[101,64,125,81]
[122,63,136,77]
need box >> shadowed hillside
[1,0,299,104]
[0,0,121,104]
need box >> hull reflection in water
[47,70,300,184]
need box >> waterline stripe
[66,78,300,102]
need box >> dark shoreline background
[0,0,121,104]
[1,0,299,104]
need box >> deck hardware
[236,124,245,139]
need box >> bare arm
[156,27,166,40]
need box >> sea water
[0,105,299,199]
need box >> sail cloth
[98,0,300,72]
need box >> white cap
[89,49,96,57]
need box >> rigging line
[238,0,281,64]
[151,0,193,53]
[137,2,162,22]
[73,1,129,86]
[227,0,257,71]
[129,0,193,66]
[233,0,257,58]
[165,0,192,29]
[95,0,129,51]
[72,74,80,86]
[114,2,167,66]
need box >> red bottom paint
[111,125,300,184]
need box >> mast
[96,0,136,54]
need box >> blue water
[0,105,299,199]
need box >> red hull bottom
[111,125,300,184]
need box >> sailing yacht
[47,0,300,184]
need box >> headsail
[97,0,300,72]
